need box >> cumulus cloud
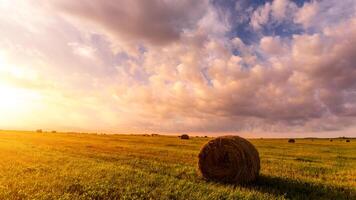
[251,0,356,32]
[110,2,356,133]
[260,36,285,55]
[294,1,318,28]
[250,0,297,30]
[1,0,356,135]
[50,0,209,53]
[295,0,356,30]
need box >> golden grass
[0,130,355,199]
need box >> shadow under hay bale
[288,139,295,143]
[180,134,189,140]
[198,136,260,184]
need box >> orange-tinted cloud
[1,0,356,136]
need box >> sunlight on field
[0,130,354,200]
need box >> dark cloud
[53,0,208,46]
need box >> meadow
[0,130,355,200]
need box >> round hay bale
[198,136,260,184]
[181,134,189,140]
[330,139,333,142]
[346,139,350,142]
[288,139,295,143]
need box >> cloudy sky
[0,0,355,137]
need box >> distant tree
[288,139,295,143]
[180,134,189,140]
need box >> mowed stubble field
[0,130,355,200]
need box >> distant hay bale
[330,139,333,142]
[346,139,350,142]
[51,130,56,133]
[198,136,260,184]
[288,139,295,143]
[180,134,189,140]
[36,129,42,133]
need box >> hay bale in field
[36,129,42,133]
[288,139,295,143]
[180,134,189,140]
[198,136,260,184]
[330,139,333,142]
[346,139,350,142]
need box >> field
[0,131,355,200]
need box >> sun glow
[0,51,42,127]
[0,84,40,110]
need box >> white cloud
[260,36,285,55]
[1,0,356,135]
[250,0,297,30]
[294,1,318,28]
[294,0,356,30]
[68,42,97,59]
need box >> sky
[0,0,356,137]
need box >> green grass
[0,130,355,200]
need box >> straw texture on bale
[198,136,260,183]
[181,134,189,140]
